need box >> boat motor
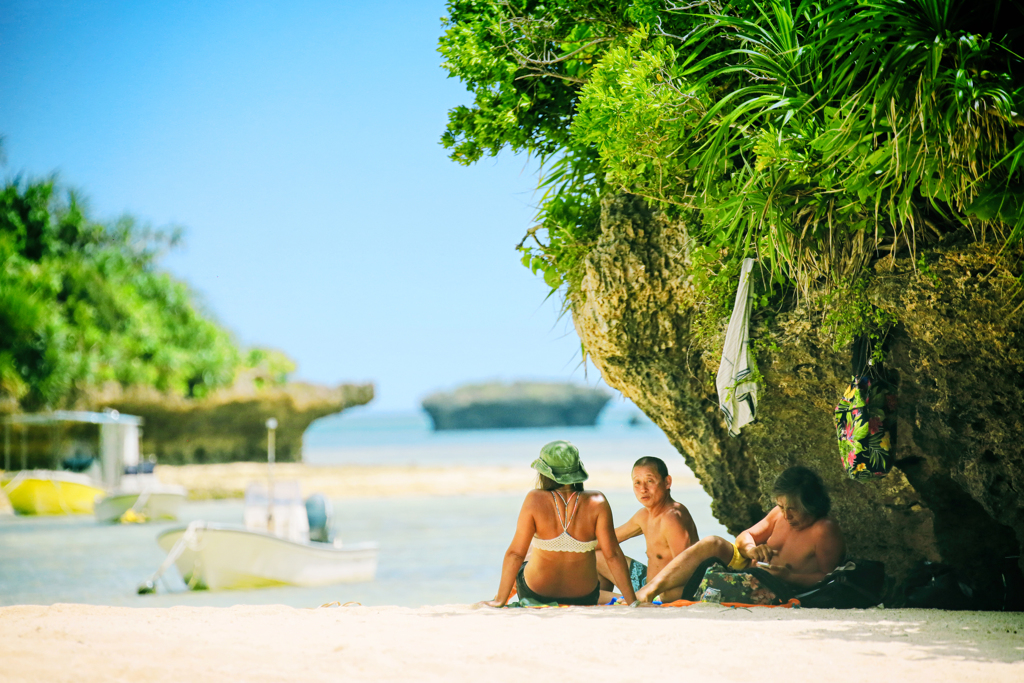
[305,493,334,544]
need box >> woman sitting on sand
[484,440,637,607]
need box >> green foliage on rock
[441,0,1024,342]
[243,348,297,390]
[0,177,241,410]
[440,0,655,298]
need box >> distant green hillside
[0,174,277,411]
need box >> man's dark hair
[632,457,669,479]
[771,466,830,519]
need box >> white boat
[155,521,379,590]
[94,475,188,523]
[140,419,378,592]
[87,412,188,523]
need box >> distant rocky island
[421,382,611,430]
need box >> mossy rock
[84,382,374,465]
[571,193,1024,591]
[422,382,610,430]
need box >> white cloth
[716,258,758,435]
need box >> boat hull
[157,524,378,590]
[1,471,105,515]
[95,489,187,523]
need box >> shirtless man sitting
[596,457,699,603]
[636,465,845,603]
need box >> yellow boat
[3,409,145,517]
[1,470,105,515]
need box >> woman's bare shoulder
[524,489,551,506]
[581,490,608,507]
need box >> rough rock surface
[571,194,1024,591]
[422,382,611,430]
[84,382,374,464]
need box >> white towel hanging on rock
[716,258,758,435]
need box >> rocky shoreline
[89,381,374,465]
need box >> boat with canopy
[1,410,185,520]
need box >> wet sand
[2,602,1021,682]
[154,462,696,499]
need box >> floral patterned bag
[834,372,897,480]
[695,565,786,605]
[834,335,897,480]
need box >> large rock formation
[422,382,611,430]
[572,194,1023,592]
[84,381,374,464]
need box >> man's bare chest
[768,526,817,564]
[641,520,672,555]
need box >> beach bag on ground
[792,559,886,609]
[689,559,793,606]
[834,336,897,480]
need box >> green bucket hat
[531,440,588,485]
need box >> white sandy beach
[4,463,1021,681]
[2,602,1022,682]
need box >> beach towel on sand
[502,596,800,609]
[501,584,800,609]
[716,258,758,436]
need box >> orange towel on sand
[659,598,801,609]
[503,586,801,609]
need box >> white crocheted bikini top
[532,490,598,553]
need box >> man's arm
[594,510,643,552]
[614,510,645,544]
[736,507,780,563]
[484,493,537,606]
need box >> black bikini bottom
[516,562,600,606]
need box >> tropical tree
[441,0,1024,340]
[0,177,242,410]
[440,0,666,296]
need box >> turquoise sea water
[303,406,689,469]
[0,408,729,608]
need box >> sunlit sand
[3,466,1021,680]
[2,602,1021,682]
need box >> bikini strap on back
[549,491,565,530]
[552,490,580,532]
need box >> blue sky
[0,0,623,412]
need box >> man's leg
[636,536,735,602]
